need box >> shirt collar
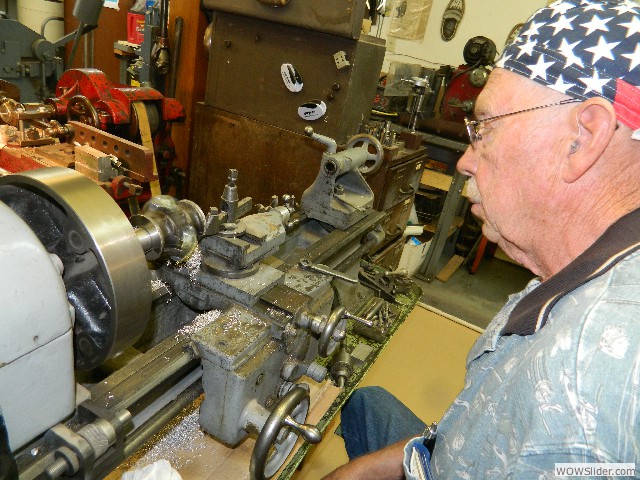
[502,207,640,336]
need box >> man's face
[457,69,566,269]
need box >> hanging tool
[299,259,359,284]
[167,16,184,98]
[151,0,171,75]
[67,0,103,68]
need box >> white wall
[17,0,64,41]
[376,0,548,72]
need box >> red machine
[0,68,185,201]
[440,64,488,123]
[0,68,187,207]
[45,68,184,135]
[440,36,496,123]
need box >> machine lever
[283,415,322,444]
[299,259,358,284]
[343,310,375,328]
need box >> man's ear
[562,97,617,183]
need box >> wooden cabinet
[188,104,325,210]
[368,146,427,269]
[371,236,406,271]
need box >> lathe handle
[319,306,347,357]
[345,134,384,176]
[250,386,321,480]
[283,415,322,444]
[399,185,416,196]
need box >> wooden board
[435,254,465,282]
[421,168,469,197]
[109,379,341,480]
[421,168,452,192]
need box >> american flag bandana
[496,0,640,137]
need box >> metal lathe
[0,126,419,479]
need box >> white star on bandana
[585,35,620,63]
[579,69,610,94]
[522,20,544,38]
[620,16,640,37]
[552,74,574,93]
[529,55,556,81]
[550,14,578,34]
[549,2,575,17]
[581,14,613,35]
[613,3,639,15]
[558,38,585,67]
[622,43,640,70]
[516,40,537,59]
[583,2,605,11]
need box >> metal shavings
[127,400,207,471]
[166,246,202,281]
[151,279,169,291]
[219,309,267,336]
[184,246,202,282]
[177,309,222,337]
[266,306,292,322]
[151,279,172,303]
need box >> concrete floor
[414,253,535,330]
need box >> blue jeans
[340,386,426,460]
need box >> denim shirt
[404,250,640,479]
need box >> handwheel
[318,306,347,357]
[250,386,322,480]
[345,133,384,175]
[66,94,100,127]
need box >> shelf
[422,216,464,236]
[420,168,468,197]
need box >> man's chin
[480,224,501,244]
[470,203,484,221]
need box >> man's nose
[456,145,476,177]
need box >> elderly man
[323,0,640,478]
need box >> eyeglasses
[464,98,582,148]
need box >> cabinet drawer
[383,197,414,238]
[202,0,367,39]
[371,236,406,271]
[372,197,414,254]
[376,156,424,211]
